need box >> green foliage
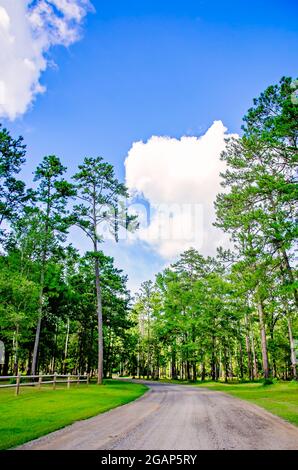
[262,378,275,386]
[72,156,136,244]
[0,124,33,241]
[132,76,297,383]
[0,149,136,378]
[242,76,298,146]
[0,75,297,392]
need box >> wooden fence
[0,373,89,395]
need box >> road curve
[18,381,298,450]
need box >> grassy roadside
[0,380,147,450]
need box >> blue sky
[1,0,298,291]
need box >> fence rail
[0,373,89,395]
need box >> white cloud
[0,0,93,120]
[125,120,237,259]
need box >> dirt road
[18,381,298,450]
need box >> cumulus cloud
[125,121,237,259]
[0,0,93,120]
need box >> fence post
[67,373,71,389]
[86,373,90,386]
[53,372,57,390]
[77,374,80,386]
[38,373,42,390]
[15,375,20,396]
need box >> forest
[0,76,297,383]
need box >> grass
[0,380,147,450]
[195,380,298,426]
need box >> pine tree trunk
[237,325,244,379]
[31,259,45,375]
[223,346,228,383]
[269,324,277,378]
[105,329,112,378]
[13,324,19,376]
[229,348,234,379]
[137,340,140,378]
[250,327,258,378]
[287,316,297,380]
[192,363,197,382]
[245,315,253,380]
[147,309,151,379]
[211,334,216,381]
[171,346,177,379]
[94,253,103,384]
[257,299,269,379]
[63,317,70,374]
[201,362,206,381]
[186,360,191,381]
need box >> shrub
[262,378,274,386]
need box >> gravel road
[18,381,298,450]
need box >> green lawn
[196,380,298,427]
[0,380,147,450]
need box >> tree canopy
[0,76,297,383]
